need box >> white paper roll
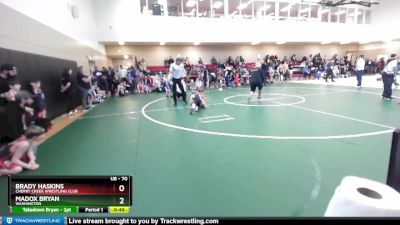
[325,176,400,217]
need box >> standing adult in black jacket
[60,68,75,116]
[107,67,116,96]
[248,64,265,101]
[325,59,336,83]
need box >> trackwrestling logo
[1,217,64,225]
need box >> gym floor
[0,83,399,216]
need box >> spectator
[137,79,144,94]
[107,67,116,96]
[168,56,175,67]
[325,59,336,83]
[291,54,297,62]
[5,90,34,142]
[227,56,235,67]
[189,79,196,90]
[93,66,102,84]
[248,63,265,101]
[76,66,93,110]
[239,56,245,64]
[211,56,217,65]
[97,75,110,97]
[280,60,290,81]
[29,80,51,131]
[0,64,18,143]
[139,59,147,74]
[196,78,203,90]
[0,64,17,108]
[117,65,127,81]
[128,67,137,93]
[377,58,386,74]
[60,68,75,116]
[0,125,45,176]
[29,79,46,119]
[117,80,130,96]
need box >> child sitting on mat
[195,78,203,90]
[190,88,207,115]
[117,80,130,96]
[137,79,144,94]
[161,77,171,97]
[0,126,45,176]
[234,73,241,86]
[189,79,196,90]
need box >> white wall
[0,0,105,54]
[93,0,141,43]
[107,44,358,66]
[92,0,376,44]
[371,0,400,40]
[99,16,377,43]
[0,4,111,73]
[358,41,400,60]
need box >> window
[290,3,299,19]
[310,4,319,20]
[279,2,289,20]
[167,0,182,16]
[212,0,224,18]
[299,4,310,21]
[254,0,266,19]
[357,9,364,24]
[145,0,369,24]
[320,6,329,22]
[183,0,197,17]
[141,0,162,15]
[347,8,356,23]
[338,7,347,23]
[241,0,253,19]
[228,0,240,18]
[198,0,211,18]
[330,7,338,23]
[365,9,371,24]
[265,2,275,20]
[140,0,146,13]
[149,0,163,15]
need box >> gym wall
[0,47,79,120]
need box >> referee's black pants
[382,73,394,98]
[172,78,186,104]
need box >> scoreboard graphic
[8,176,132,214]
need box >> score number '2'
[119,184,125,205]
